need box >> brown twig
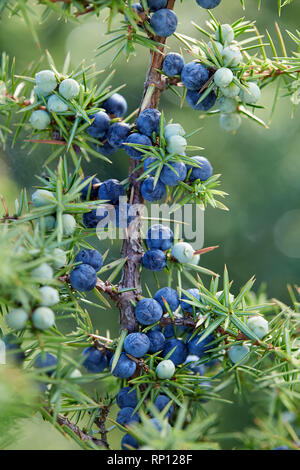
[55,412,107,447]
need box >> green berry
[215,24,234,44]
[6,308,28,330]
[39,286,59,306]
[32,189,56,208]
[156,359,175,379]
[171,242,195,264]
[35,70,57,94]
[247,316,268,339]
[52,248,67,269]
[47,95,68,113]
[214,67,233,88]
[218,96,237,114]
[32,307,55,330]
[219,113,242,132]
[239,82,261,104]
[29,110,51,130]
[38,215,56,232]
[164,123,185,140]
[61,214,76,236]
[222,45,242,67]
[59,78,80,100]
[31,263,54,283]
[166,135,187,155]
[228,344,250,364]
[220,82,240,98]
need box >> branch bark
[118,0,176,333]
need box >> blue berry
[124,332,150,358]
[181,62,209,91]
[164,324,175,338]
[117,387,138,409]
[147,330,166,353]
[163,53,185,76]
[98,179,125,205]
[186,333,214,357]
[154,287,179,312]
[147,0,167,11]
[186,89,217,111]
[81,176,100,200]
[196,0,221,8]
[180,288,200,313]
[83,208,109,229]
[121,434,139,450]
[146,224,174,251]
[144,156,157,176]
[107,122,131,149]
[184,355,206,375]
[86,111,110,139]
[82,346,108,373]
[75,249,103,272]
[110,352,137,378]
[136,108,161,137]
[150,9,178,37]
[34,352,57,376]
[142,249,166,271]
[273,446,290,450]
[125,133,152,160]
[102,93,127,117]
[154,394,174,418]
[116,407,140,426]
[2,334,25,364]
[160,161,187,186]
[70,264,97,292]
[115,204,137,228]
[95,141,116,157]
[163,338,188,365]
[135,298,163,325]
[187,156,213,182]
[141,177,166,202]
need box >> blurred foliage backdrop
[0,0,299,449]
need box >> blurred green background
[0,0,299,450]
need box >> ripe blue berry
[144,156,157,175]
[2,334,25,364]
[83,208,109,228]
[196,0,221,8]
[102,93,127,117]
[121,434,139,450]
[154,394,174,418]
[70,264,97,292]
[147,330,166,353]
[94,141,116,157]
[184,355,206,375]
[186,333,214,357]
[86,111,110,139]
[142,249,167,271]
[59,78,80,100]
[117,387,138,409]
[154,287,179,312]
[124,332,150,358]
[110,352,137,378]
[180,288,200,313]
[186,89,217,111]
[115,203,137,228]
[80,176,100,200]
[34,352,58,375]
[163,53,185,76]
[150,9,178,37]
[164,324,175,338]
[117,407,140,426]
[124,133,152,160]
[181,62,209,91]
[82,346,108,372]
[147,0,167,11]
[98,179,125,205]
[187,156,213,182]
[163,338,188,365]
[30,110,51,130]
[75,249,103,272]
[146,224,174,251]
[160,161,187,186]
[137,108,161,137]
[135,298,163,325]
[107,122,131,148]
[141,177,166,202]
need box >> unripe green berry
[61,214,76,236]
[218,96,237,114]
[214,67,233,88]
[215,24,234,45]
[222,45,242,67]
[31,263,53,283]
[47,95,68,113]
[219,113,242,132]
[39,286,59,306]
[164,123,185,140]
[216,290,235,303]
[29,110,51,130]
[52,248,67,270]
[156,359,176,379]
[35,70,57,94]
[70,368,82,378]
[228,344,250,364]
[38,215,56,232]
[247,315,268,339]
[208,40,223,55]
[59,78,80,100]
[172,242,195,264]
[32,189,56,208]
[167,135,187,155]
[6,308,28,330]
[239,82,261,105]
[220,82,240,98]
[32,307,55,330]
